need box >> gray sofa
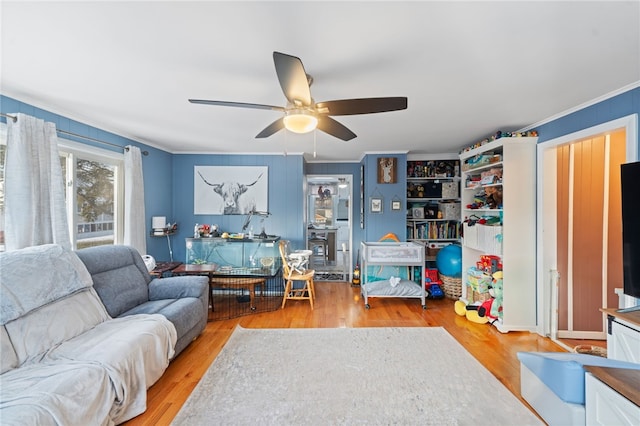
[0,244,208,425]
[76,245,208,357]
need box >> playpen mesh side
[208,273,284,321]
[365,264,410,283]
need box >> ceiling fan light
[283,110,318,133]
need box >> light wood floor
[124,281,586,425]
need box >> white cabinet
[609,320,640,363]
[585,369,640,426]
[459,137,537,332]
[587,310,640,425]
[603,309,640,363]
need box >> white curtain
[4,113,70,250]
[123,145,146,255]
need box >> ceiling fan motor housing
[283,108,318,133]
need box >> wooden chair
[279,240,316,309]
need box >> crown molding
[518,81,640,132]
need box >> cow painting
[194,166,268,215]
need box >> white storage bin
[478,224,503,254]
[463,222,479,249]
[442,181,459,198]
[439,202,461,220]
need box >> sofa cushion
[148,275,209,300]
[5,289,109,367]
[517,351,640,405]
[0,244,94,324]
[0,244,111,367]
[123,298,204,342]
[76,245,151,317]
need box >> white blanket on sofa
[0,244,177,425]
[46,314,177,423]
[0,362,116,426]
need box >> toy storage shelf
[406,158,461,260]
[460,137,537,333]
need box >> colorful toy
[424,268,444,299]
[454,268,504,325]
[484,186,503,209]
[454,299,488,324]
[478,254,501,274]
[477,298,495,320]
[490,271,504,320]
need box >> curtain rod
[1,112,149,156]
[0,113,17,122]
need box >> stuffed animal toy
[484,186,503,209]
[490,271,504,320]
[407,183,415,197]
[477,298,494,318]
[454,299,488,324]
[455,271,504,325]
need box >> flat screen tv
[620,161,640,308]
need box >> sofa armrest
[148,276,208,301]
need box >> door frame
[304,174,353,280]
[536,114,638,338]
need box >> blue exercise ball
[435,244,462,277]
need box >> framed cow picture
[194,166,268,215]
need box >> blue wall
[361,154,407,242]
[535,87,640,151]
[171,154,305,262]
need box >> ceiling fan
[189,51,408,141]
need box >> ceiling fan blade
[317,116,357,141]
[189,99,285,112]
[315,97,407,116]
[273,51,312,106]
[255,118,285,138]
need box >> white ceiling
[2,1,639,162]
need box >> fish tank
[185,237,281,275]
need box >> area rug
[172,326,542,425]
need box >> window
[59,139,124,249]
[0,123,124,250]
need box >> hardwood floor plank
[124,281,570,425]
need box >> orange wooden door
[556,130,625,339]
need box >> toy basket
[439,273,462,300]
